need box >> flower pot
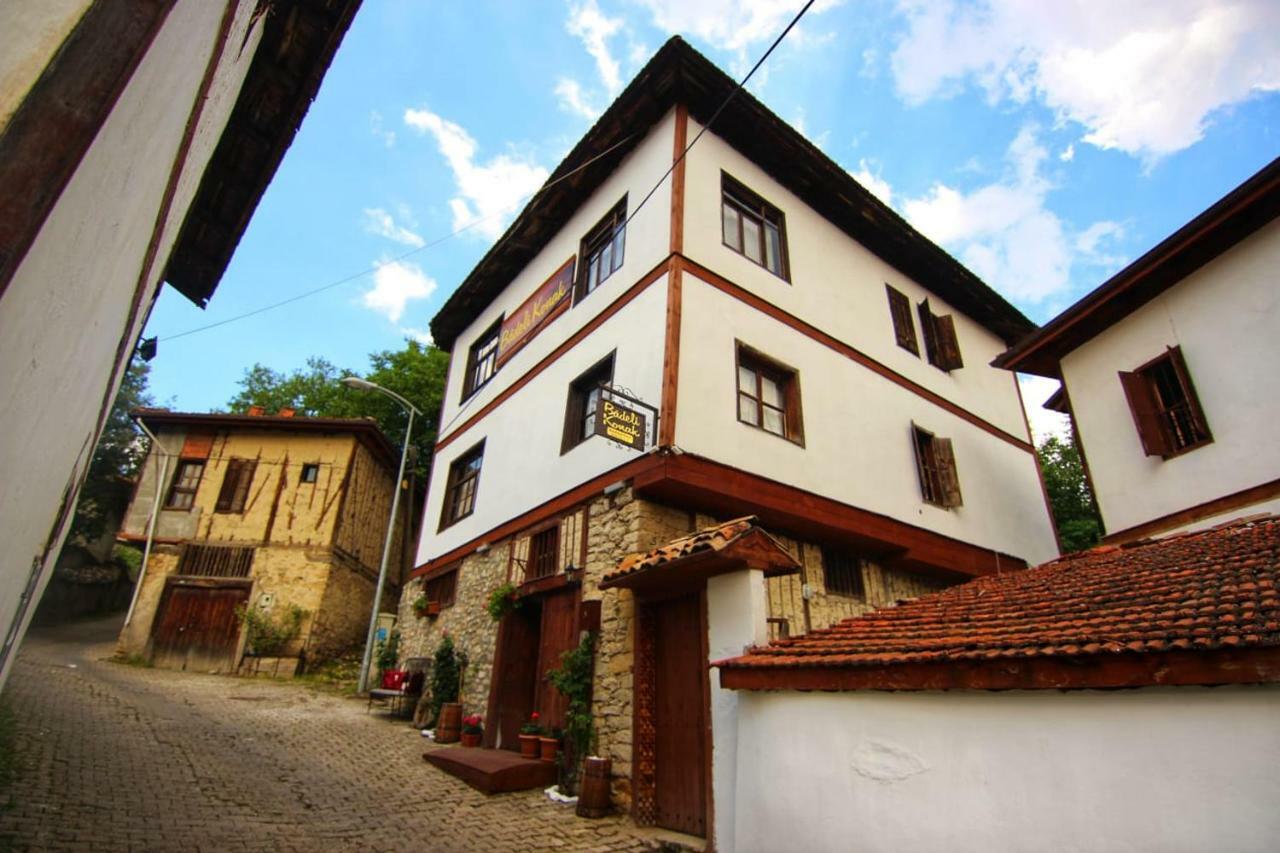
[538,736,559,763]
[426,601,441,616]
[576,756,613,818]
[436,702,462,744]
[518,734,539,759]
[461,731,482,748]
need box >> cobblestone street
[0,617,654,852]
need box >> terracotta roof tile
[718,516,1280,672]
[605,516,775,583]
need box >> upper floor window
[885,284,919,356]
[215,458,257,514]
[300,463,320,484]
[440,441,485,529]
[917,298,963,371]
[462,319,502,401]
[425,567,459,609]
[165,460,204,510]
[1119,345,1212,459]
[736,343,804,444]
[561,352,615,453]
[820,547,865,599]
[577,197,627,302]
[721,173,788,280]
[527,525,560,581]
[913,424,962,509]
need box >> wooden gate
[150,578,249,673]
[488,600,543,749]
[534,588,580,730]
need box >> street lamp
[341,376,422,693]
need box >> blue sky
[143,0,1279,438]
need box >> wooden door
[150,580,249,672]
[652,593,707,837]
[533,588,580,732]
[488,601,542,750]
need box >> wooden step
[423,746,558,794]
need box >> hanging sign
[594,398,647,450]
[496,256,576,366]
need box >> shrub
[237,603,305,657]
[428,633,465,726]
[486,582,519,622]
[547,633,596,795]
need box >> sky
[142,0,1280,442]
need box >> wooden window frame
[1119,345,1212,459]
[820,547,866,599]
[917,298,963,372]
[439,440,485,531]
[561,351,616,454]
[527,525,560,581]
[461,318,503,402]
[575,197,627,303]
[300,463,320,484]
[885,284,919,356]
[912,424,962,509]
[215,458,257,514]
[165,459,205,510]
[425,567,459,609]
[721,172,790,281]
[735,342,804,446]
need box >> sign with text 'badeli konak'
[496,256,576,366]
[594,398,647,450]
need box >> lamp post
[341,376,422,694]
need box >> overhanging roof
[430,36,1035,351]
[995,156,1280,377]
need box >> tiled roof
[605,516,787,584]
[718,516,1280,685]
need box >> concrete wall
[0,0,265,688]
[0,0,92,130]
[1061,219,1280,535]
[722,685,1280,853]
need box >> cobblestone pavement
[0,617,655,852]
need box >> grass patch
[294,654,362,697]
[110,652,152,668]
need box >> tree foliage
[1036,434,1102,553]
[227,340,448,479]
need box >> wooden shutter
[1119,370,1172,457]
[917,299,939,366]
[909,423,930,501]
[935,314,964,370]
[215,459,256,513]
[933,438,963,508]
[886,285,918,354]
[1167,346,1212,442]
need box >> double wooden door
[150,579,249,672]
[489,587,580,750]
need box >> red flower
[531,712,540,721]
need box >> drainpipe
[124,418,169,628]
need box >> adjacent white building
[0,0,360,688]
[996,157,1280,543]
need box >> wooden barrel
[576,757,612,818]
[436,702,461,744]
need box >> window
[1119,346,1212,458]
[527,526,560,581]
[215,458,257,514]
[885,284,919,356]
[176,544,254,578]
[425,569,459,609]
[736,343,803,444]
[562,352,615,453]
[913,425,962,508]
[165,460,204,510]
[820,547,865,599]
[440,441,485,529]
[300,463,319,484]
[721,173,788,279]
[576,197,626,302]
[917,298,963,371]
[461,319,502,401]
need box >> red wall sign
[496,256,576,366]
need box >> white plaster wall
[729,686,1280,853]
[435,110,676,438]
[0,0,264,687]
[1061,220,1280,534]
[0,0,93,130]
[681,120,1028,439]
[418,281,669,562]
[677,276,1059,566]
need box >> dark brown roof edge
[994,155,1280,377]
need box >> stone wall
[115,546,181,656]
[307,553,378,663]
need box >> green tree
[1036,434,1102,553]
[228,340,448,479]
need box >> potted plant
[461,714,483,748]
[486,582,519,622]
[538,727,562,763]
[413,594,442,618]
[518,712,543,759]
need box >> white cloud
[849,158,894,206]
[555,78,601,120]
[369,110,396,148]
[1059,143,1075,162]
[362,260,436,323]
[403,108,549,240]
[363,207,424,248]
[890,0,1280,160]
[632,0,843,52]
[1018,374,1071,444]
[567,0,624,94]
[400,327,435,347]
